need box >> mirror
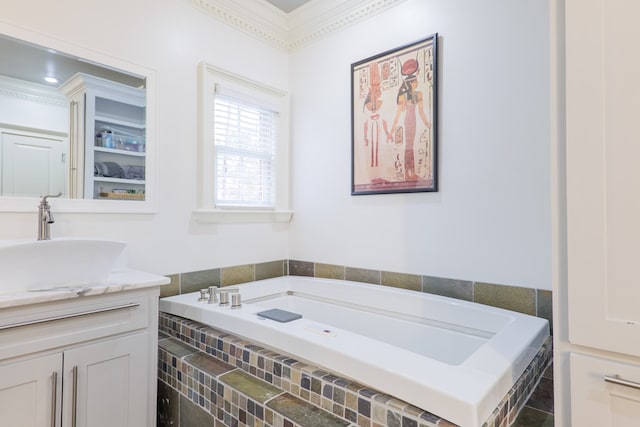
[0,26,155,212]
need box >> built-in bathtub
[159,276,549,427]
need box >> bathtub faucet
[208,286,219,304]
[37,192,62,240]
[219,288,240,308]
[197,286,241,308]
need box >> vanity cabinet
[565,0,640,423]
[61,332,149,426]
[0,287,159,427]
[60,73,146,200]
[0,353,61,427]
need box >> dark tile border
[164,260,552,326]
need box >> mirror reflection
[0,33,147,200]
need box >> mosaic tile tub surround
[158,312,552,427]
[159,259,554,425]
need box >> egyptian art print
[351,35,438,195]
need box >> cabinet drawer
[571,353,640,426]
[0,289,156,361]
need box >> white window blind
[213,94,276,208]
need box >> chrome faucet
[37,193,62,240]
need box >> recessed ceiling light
[44,76,58,84]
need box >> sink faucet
[38,193,62,240]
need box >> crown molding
[0,75,66,106]
[191,0,409,51]
[288,0,408,50]
[192,0,290,50]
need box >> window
[213,95,276,208]
[195,62,292,223]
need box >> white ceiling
[263,0,313,13]
[0,34,145,88]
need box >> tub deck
[159,276,549,427]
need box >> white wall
[0,0,290,274]
[1,0,552,291]
[288,0,551,289]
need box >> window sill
[192,208,294,224]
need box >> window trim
[195,62,292,223]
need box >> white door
[0,129,66,197]
[62,332,149,427]
[566,0,640,356]
[0,353,62,427]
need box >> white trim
[288,0,409,50]
[192,208,293,223]
[197,62,292,223]
[0,22,159,213]
[0,195,156,214]
[0,75,67,106]
[192,0,289,50]
[190,0,409,51]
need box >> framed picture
[351,34,438,195]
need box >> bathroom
[3,0,637,426]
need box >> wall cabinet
[0,288,159,426]
[565,0,640,424]
[60,73,146,200]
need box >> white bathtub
[159,276,549,427]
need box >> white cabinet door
[566,0,640,356]
[0,353,62,427]
[571,353,640,426]
[62,332,149,427]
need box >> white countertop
[0,269,170,309]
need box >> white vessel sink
[0,238,127,293]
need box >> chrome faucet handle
[40,192,62,205]
[39,193,62,223]
[218,288,239,307]
[207,286,219,304]
[198,289,209,302]
[231,293,242,309]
